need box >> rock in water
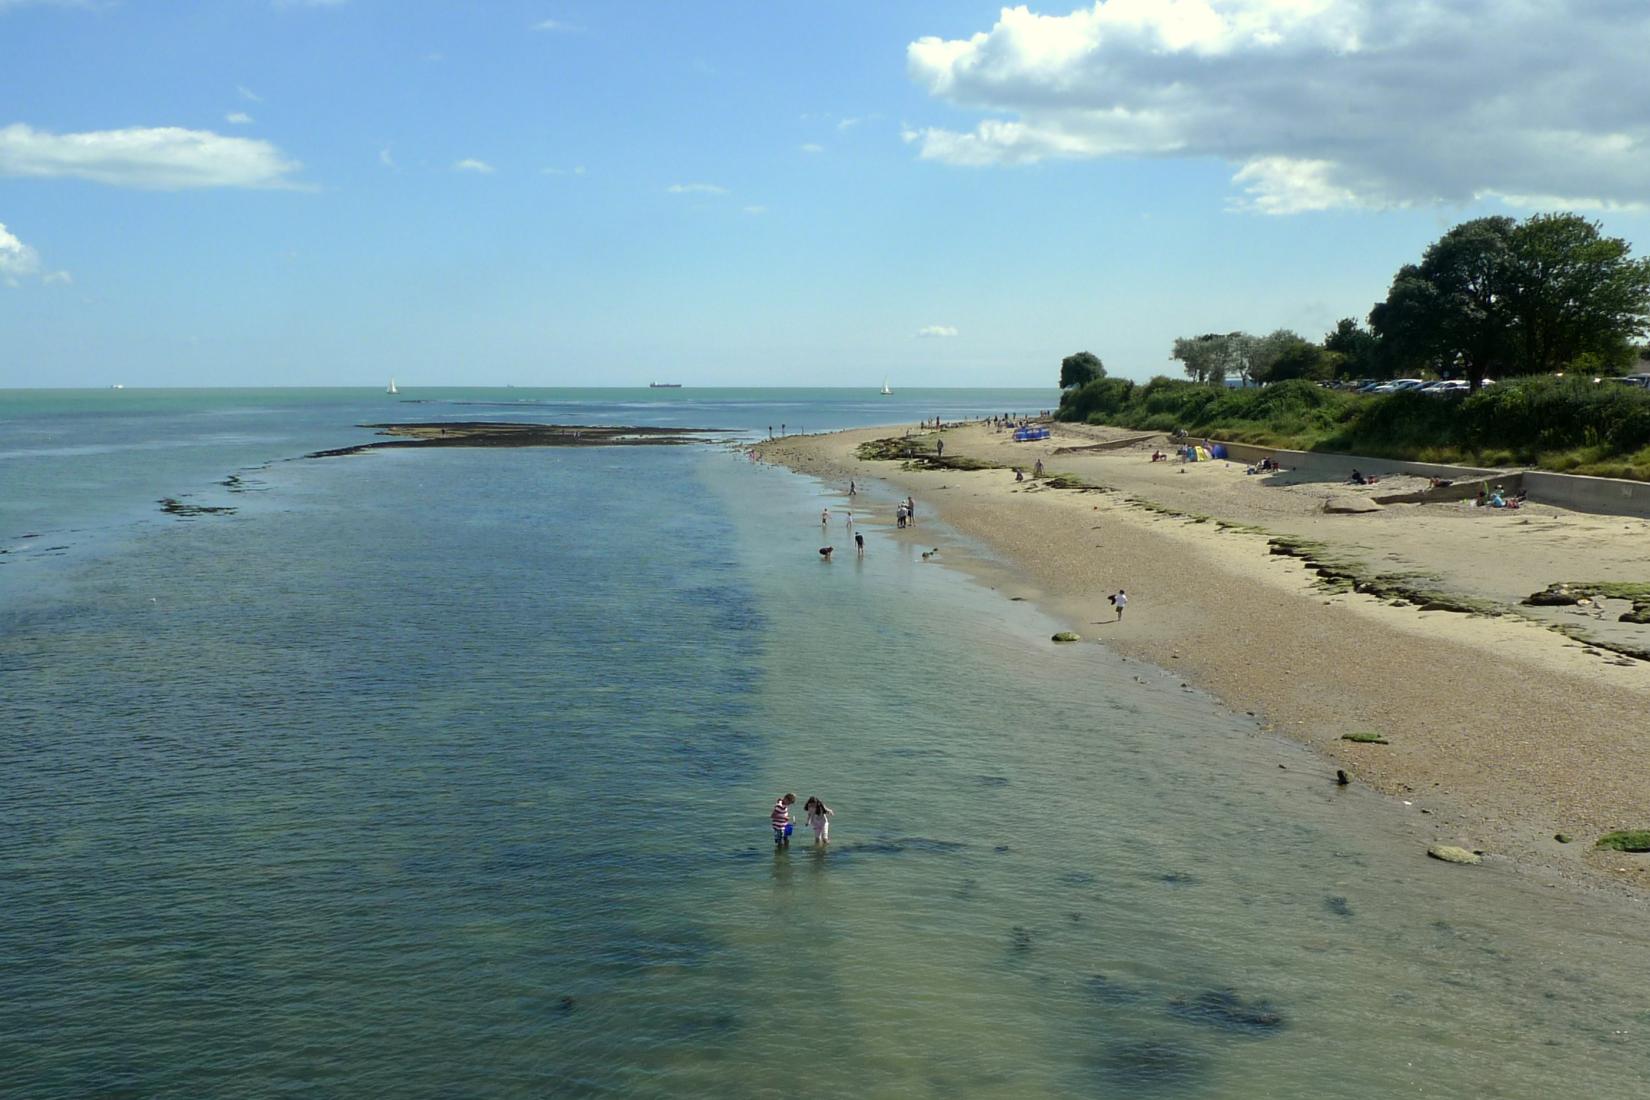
[1427,844,1482,865]
[1323,494,1384,514]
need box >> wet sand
[754,421,1650,896]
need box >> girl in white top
[803,796,833,844]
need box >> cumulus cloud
[453,158,494,173]
[667,182,727,195]
[917,324,959,338]
[0,123,301,188]
[0,222,40,283]
[906,1,1650,212]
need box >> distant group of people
[820,496,913,558]
[1476,484,1526,509]
[771,793,832,847]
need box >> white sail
[880,377,892,396]
[386,378,399,395]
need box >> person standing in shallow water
[772,793,795,846]
[855,532,864,555]
[803,796,833,844]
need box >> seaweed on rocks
[1167,988,1286,1035]
[158,497,236,517]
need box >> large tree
[1506,214,1650,376]
[1369,213,1650,391]
[1323,318,1381,379]
[1060,351,1106,389]
[1172,332,1247,385]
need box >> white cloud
[837,117,862,131]
[800,143,824,154]
[0,222,41,284]
[453,158,495,173]
[743,204,768,215]
[0,123,302,189]
[907,1,1650,212]
[236,84,263,103]
[542,164,586,176]
[917,324,959,338]
[667,182,727,195]
[43,269,71,285]
[532,18,576,32]
[225,111,254,125]
[379,145,395,168]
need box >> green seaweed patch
[1268,537,1498,614]
[1527,582,1650,625]
[1051,631,1082,643]
[1341,732,1389,744]
[1595,830,1650,853]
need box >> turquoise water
[4,390,1650,1097]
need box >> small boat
[386,378,399,395]
[110,384,124,390]
[649,382,682,389]
[880,378,893,396]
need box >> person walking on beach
[1110,590,1128,621]
[844,510,853,528]
[896,503,907,528]
[849,480,856,496]
[936,439,944,459]
[906,497,916,525]
[803,796,833,845]
[855,532,864,555]
[772,793,796,846]
[821,508,830,527]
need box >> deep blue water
[4,389,1650,1098]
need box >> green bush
[1056,375,1650,478]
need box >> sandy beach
[755,420,1650,895]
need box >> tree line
[1064,213,1650,393]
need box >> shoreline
[753,421,1650,900]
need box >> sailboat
[386,378,399,395]
[880,377,893,396]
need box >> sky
[3,0,1650,389]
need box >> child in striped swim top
[771,793,796,846]
[803,796,832,844]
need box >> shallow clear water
[3,391,1649,1098]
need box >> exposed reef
[306,421,729,459]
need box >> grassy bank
[1057,377,1650,479]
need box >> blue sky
[4,0,1649,388]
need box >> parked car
[1617,373,1650,388]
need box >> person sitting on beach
[772,793,796,846]
[1151,450,1165,462]
[819,546,834,560]
[1350,469,1367,486]
[803,796,833,845]
[1015,468,1024,482]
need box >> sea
[3,387,1649,1099]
